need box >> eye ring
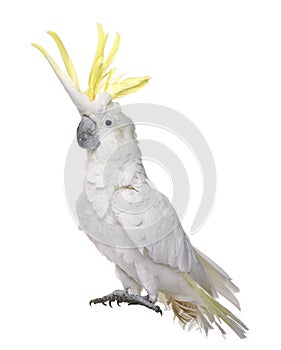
[103,116,115,127]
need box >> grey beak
[77,116,100,150]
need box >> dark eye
[103,116,115,127]
[105,119,112,126]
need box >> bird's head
[32,24,149,152]
[76,94,136,154]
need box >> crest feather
[110,77,150,99]
[47,31,80,90]
[33,24,150,102]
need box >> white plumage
[75,96,247,337]
[33,27,248,338]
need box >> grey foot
[89,289,162,315]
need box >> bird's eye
[103,117,115,127]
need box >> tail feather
[194,247,241,310]
[162,272,248,338]
[201,287,248,338]
[167,298,213,335]
[176,273,248,338]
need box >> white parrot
[33,25,248,338]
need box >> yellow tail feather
[178,273,248,338]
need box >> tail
[194,247,241,310]
[166,273,248,339]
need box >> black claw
[155,306,163,316]
[89,290,163,316]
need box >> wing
[111,183,215,295]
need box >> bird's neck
[84,136,147,190]
[82,130,147,218]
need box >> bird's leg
[89,290,162,315]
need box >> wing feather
[111,184,214,295]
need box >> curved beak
[77,116,100,151]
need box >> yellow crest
[32,24,150,101]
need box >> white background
[1,0,281,348]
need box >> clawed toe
[89,289,162,315]
[154,305,163,316]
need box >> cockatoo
[33,24,248,338]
